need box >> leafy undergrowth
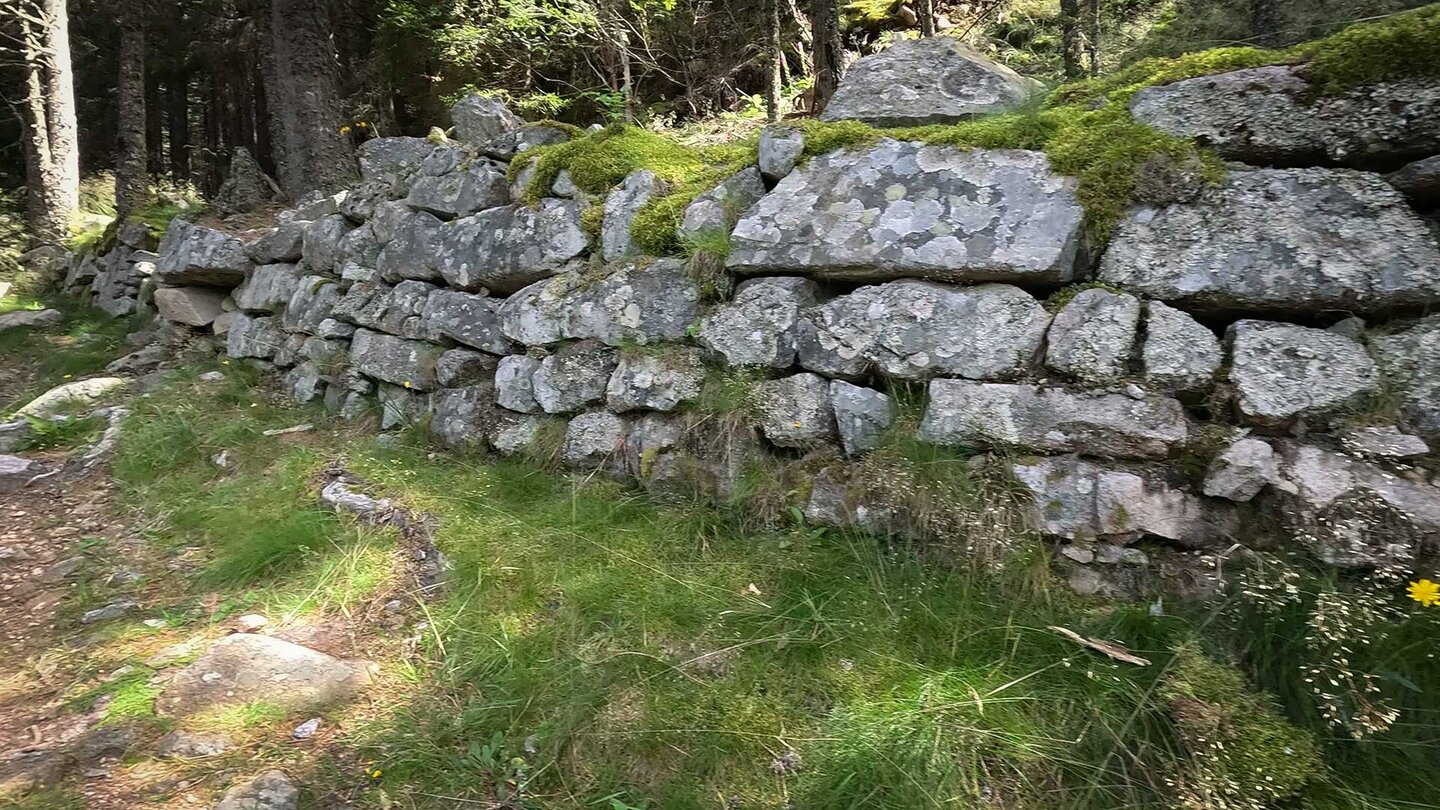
[90,373,1440,809]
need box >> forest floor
[2,293,1438,810]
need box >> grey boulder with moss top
[820,37,1041,126]
[728,141,1083,284]
[678,167,765,244]
[602,170,667,261]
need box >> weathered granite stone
[15,377,128,418]
[758,126,805,183]
[436,349,499,387]
[1203,437,1283,502]
[1342,425,1430,459]
[155,286,227,327]
[797,280,1049,381]
[335,224,381,281]
[1227,320,1379,427]
[155,220,252,286]
[301,214,354,275]
[532,342,618,414]
[821,37,1040,126]
[1141,301,1221,392]
[405,146,511,219]
[678,167,765,244]
[1371,315,1440,439]
[450,92,523,144]
[489,412,544,456]
[339,179,391,223]
[156,633,370,717]
[430,385,496,448]
[375,210,443,282]
[830,381,895,456]
[1044,288,1141,384]
[350,328,445,390]
[332,280,435,340]
[563,411,628,469]
[696,276,820,368]
[357,136,436,192]
[500,258,701,347]
[606,348,705,412]
[1129,64,1440,167]
[496,355,543,413]
[214,770,299,810]
[1099,169,1440,313]
[315,318,355,339]
[602,170,667,261]
[480,123,574,161]
[245,216,308,264]
[233,263,303,313]
[753,373,838,449]
[376,382,430,429]
[1386,155,1440,208]
[422,289,516,354]
[729,141,1083,284]
[227,313,285,360]
[0,308,62,332]
[920,380,1188,459]
[281,276,342,335]
[435,200,589,294]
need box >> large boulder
[422,289,515,354]
[752,373,838,449]
[696,276,821,368]
[1371,315,1440,439]
[606,348,706,412]
[1129,64,1440,168]
[350,328,445,391]
[450,93,523,144]
[796,280,1049,381]
[1140,301,1221,393]
[821,37,1040,126]
[1043,288,1141,384]
[499,258,701,347]
[728,141,1084,284]
[155,220,251,287]
[920,380,1188,459]
[154,286,227,327]
[435,200,589,294]
[1098,168,1440,313]
[1227,320,1379,427]
[678,167,765,244]
[404,146,511,219]
[602,170,666,261]
[155,634,370,717]
[531,341,618,414]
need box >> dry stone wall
[62,52,1440,600]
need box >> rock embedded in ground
[0,454,40,493]
[820,37,1040,126]
[0,421,32,454]
[1140,301,1221,392]
[920,380,1188,459]
[155,220,252,287]
[531,341,618,414]
[606,348,706,412]
[0,308,62,332]
[435,200,589,294]
[81,600,137,624]
[154,286,228,327]
[1129,64,1440,167]
[15,377,128,418]
[156,730,230,758]
[697,276,821,368]
[213,770,300,810]
[563,410,628,469]
[1099,168,1440,313]
[758,126,805,183]
[157,633,371,717]
[1043,288,1141,384]
[489,412,543,455]
[729,142,1083,285]
[602,170,667,261]
[830,381,895,456]
[500,258,701,347]
[797,280,1050,381]
[1203,437,1283,502]
[752,373,838,449]
[350,328,446,391]
[1227,320,1379,427]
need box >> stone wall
[62,49,1440,599]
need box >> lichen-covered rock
[376,382,430,429]
[797,280,1049,380]
[1203,437,1284,502]
[214,770,299,810]
[332,280,435,340]
[563,411,628,469]
[350,328,445,391]
[1141,301,1221,392]
[375,210,443,283]
[753,373,837,449]
[294,191,345,221]
[830,381,894,456]
[696,276,820,368]
[283,362,326,403]
[227,313,285,360]
[1043,288,1140,384]
[729,141,1082,284]
[156,633,370,717]
[1098,169,1440,313]
[1012,455,1235,544]
[500,258,700,347]
[1371,315,1440,439]
[678,167,765,244]
[622,412,686,479]
[435,200,589,294]
[435,348,498,388]
[404,146,511,219]
[496,355,543,413]
[490,411,544,455]
[154,286,227,327]
[1129,64,1440,167]
[422,289,516,354]
[357,136,436,192]
[1227,320,1379,427]
[606,348,705,412]
[1386,155,1440,208]
[339,179,392,223]
[532,341,618,414]
[246,216,307,264]
[281,276,342,335]
[369,201,412,244]
[301,214,353,276]
[450,92,523,144]
[821,37,1040,126]
[482,124,574,161]
[602,170,666,261]
[758,126,805,183]
[14,378,127,419]
[155,220,252,286]
[1341,425,1430,459]
[920,380,1188,459]
[335,224,381,280]
[429,384,496,448]
[233,263,303,313]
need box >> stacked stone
[61,221,160,317]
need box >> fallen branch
[1048,626,1151,666]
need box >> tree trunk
[19,1,66,246]
[765,0,783,123]
[42,0,79,219]
[918,0,937,37]
[116,3,149,218]
[1086,0,1101,76]
[1250,0,1284,47]
[1059,0,1084,80]
[168,71,190,184]
[810,0,843,114]
[147,74,166,176]
[265,0,355,196]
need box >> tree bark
[42,0,79,219]
[1250,0,1284,47]
[1059,0,1084,80]
[116,2,149,218]
[17,0,74,246]
[810,0,843,114]
[917,0,937,37]
[265,0,355,196]
[147,74,166,176]
[1087,0,1101,76]
[765,0,783,123]
[168,71,190,184]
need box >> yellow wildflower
[1408,578,1440,607]
[403,381,412,389]
[371,769,383,778]
[339,125,352,136]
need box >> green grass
[0,297,137,415]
